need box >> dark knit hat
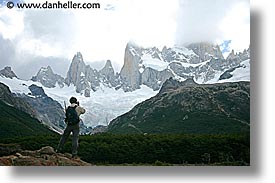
[69,97,77,104]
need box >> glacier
[0,76,157,128]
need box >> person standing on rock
[56,97,85,158]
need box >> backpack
[65,106,80,125]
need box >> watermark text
[6,1,100,10]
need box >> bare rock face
[187,42,224,61]
[120,43,174,91]
[31,66,65,88]
[100,60,119,87]
[65,52,92,96]
[120,42,142,91]
[100,60,114,78]
[0,146,91,166]
[141,68,173,91]
[162,46,201,64]
[0,66,18,79]
[65,52,86,86]
[20,84,66,133]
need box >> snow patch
[172,46,196,56]
[139,68,144,73]
[142,54,168,71]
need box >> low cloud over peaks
[175,0,250,49]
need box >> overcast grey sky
[0,0,250,79]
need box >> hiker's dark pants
[57,123,79,155]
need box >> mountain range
[29,42,250,95]
[0,41,250,133]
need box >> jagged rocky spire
[0,66,18,79]
[31,41,250,95]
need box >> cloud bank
[175,0,250,51]
[0,0,250,79]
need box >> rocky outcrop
[31,66,65,88]
[0,146,91,166]
[141,68,173,91]
[0,66,18,79]
[159,77,197,94]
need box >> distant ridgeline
[108,78,250,134]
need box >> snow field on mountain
[45,84,158,127]
[220,59,250,82]
[141,54,168,71]
[206,59,250,84]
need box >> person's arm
[78,106,86,114]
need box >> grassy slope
[0,100,55,138]
[108,82,250,134]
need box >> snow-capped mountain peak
[119,41,249,91]
[31,65,65,88]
